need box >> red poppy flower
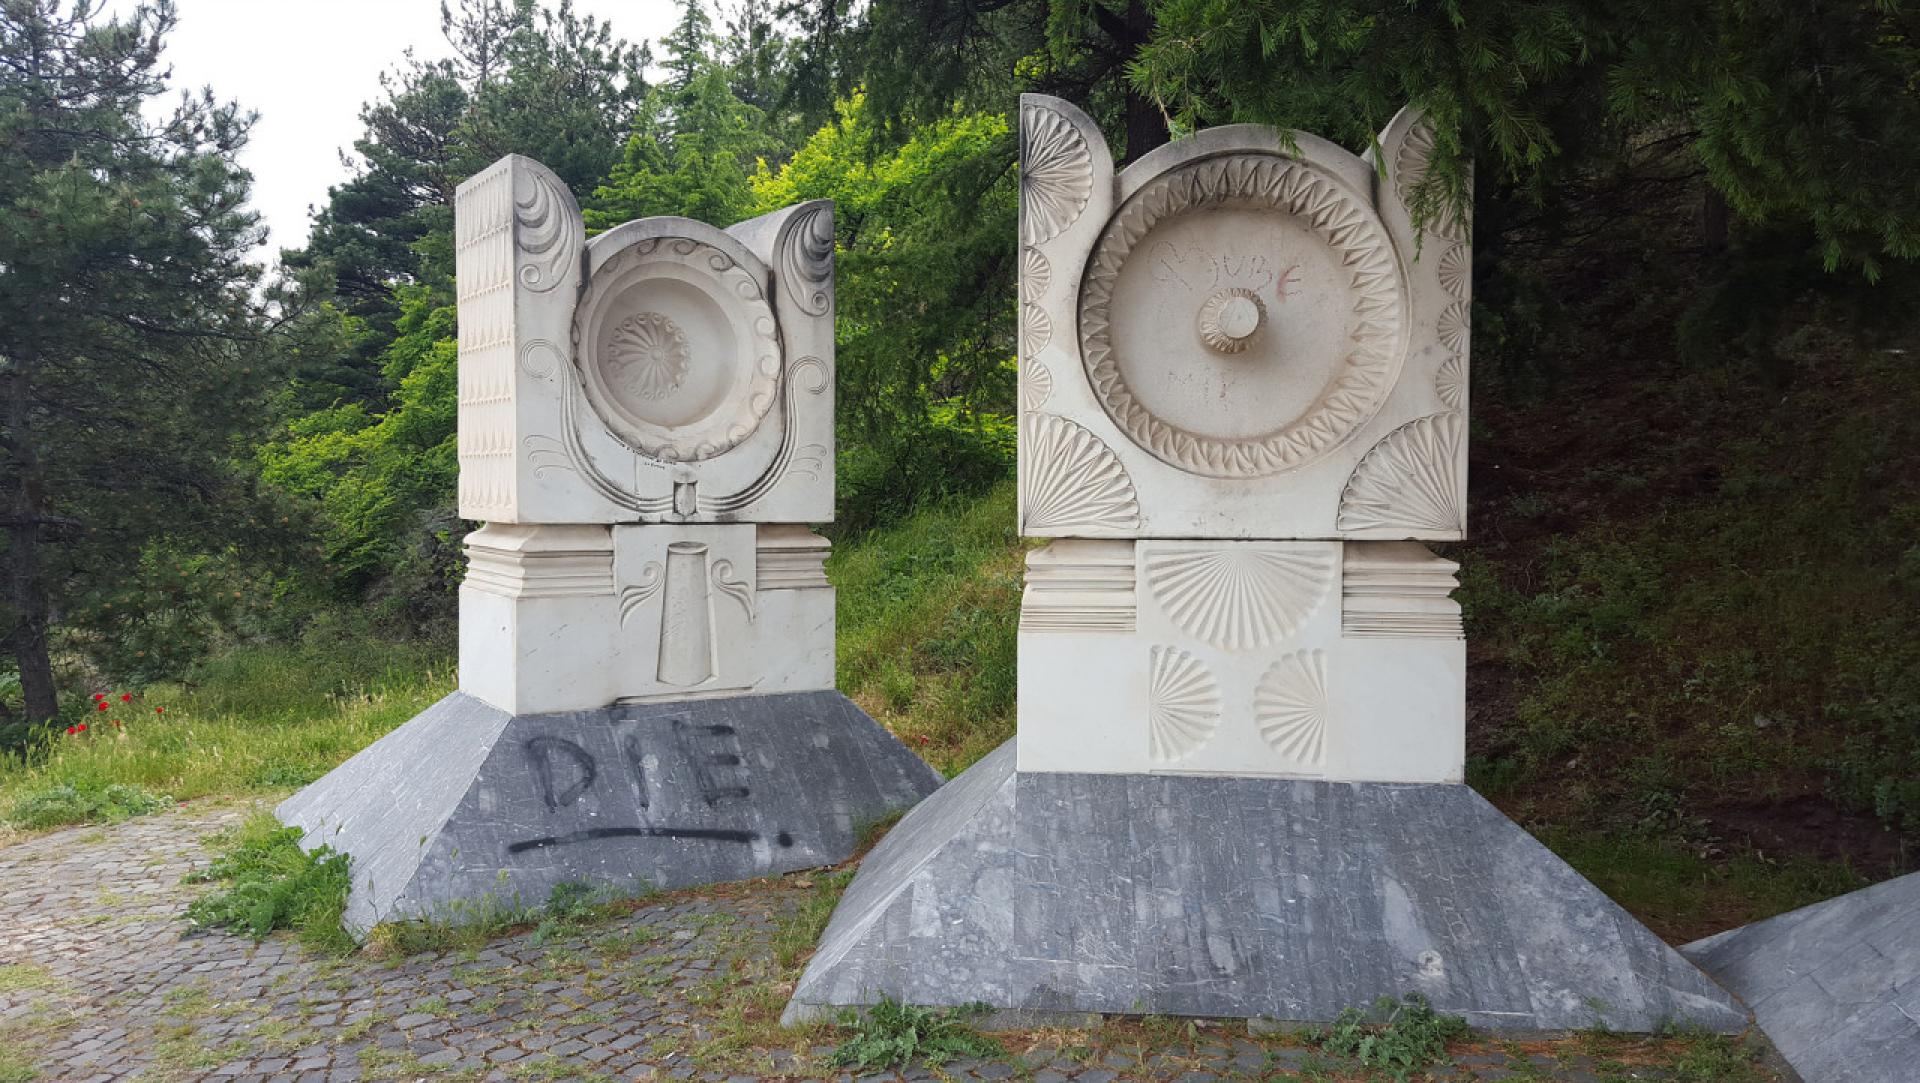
[92,693,106,702]
[97,701,108,712]
[76,723,87,733]
[64,726,75,735]
[155,706,165,715]
[120,693,132,703]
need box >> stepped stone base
[1685,871,1920,1083]
[785,741,1746,1033]
[279,690,942,933]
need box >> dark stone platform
[1685,871,1920,1083]
[785,741,1747,1033]
[278,690,942,932]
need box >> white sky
[128,0,686,266]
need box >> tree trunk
[1118,0,1168,164]
[2,371,57,722]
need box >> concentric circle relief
[570,236,782,462]
[1078,153,1409,479]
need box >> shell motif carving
[605,312,690,401]
[1021,413,1141,533]
[1079,153,1407,478]
[1020,359,1054,412]
[514,166,581,292]
[1020,303,1053,357]
[1437,242,1471,300]
[1021,247,1052,303]
[1336,412,1465,534]
[1435,354,1465,410]
[1143,547,1334,652]
[1437,301,1470,354]
[1147,646,1220,762]
[1255,649,1328,766]
[1393,117,1468,242]
[780,203,835,315]
[1019,102,1093,245]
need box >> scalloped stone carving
[781,203,835,315]
[1438,301,1470,353]
[1255,649,1327,766]
[1021,359,1054,412]
[1021,413,1141,533]
[571,236,781,463]
[1021,303,1053,356]
[1337,413,1465,534]
[1079,153,1408,478]
[1435,354,1465,410]
[1020,103,1092,245]
[1143,547,1333,651]
[605,312,690,401]
[1437,242,1470,299]
[1394,118,1468,242]
[1147,646,1219,762]
[1021,247,1052,303]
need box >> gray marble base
[1685,871,1920,1082]
[278,690,942,932]
[785,741,1746,1033]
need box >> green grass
[183,812,355,954]
[826,997,1003,1070]
[831,480,1024,776]
[1310,995,1470,1082]
[0,636,449,829]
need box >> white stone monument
[786,98,1746,1032]
[280,156,940,933]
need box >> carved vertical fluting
[454,160,517,520]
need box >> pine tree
[0,0,271,720]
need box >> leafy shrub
[5,781,171,829]
[1312,995,1469,1082]
[828,997,1002,1069]
[183,813,354,955]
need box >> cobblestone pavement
[0,804,1786,1082]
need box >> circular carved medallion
[1079,153,1408,478]
[571,236,781,462]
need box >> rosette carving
[1020,103,1093,245]
[1021,413,1140,532]
[1336,413,1465,534]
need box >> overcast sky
[131,0,685,266]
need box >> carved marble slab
[454,156,835,526]
[1015,95,1469,540]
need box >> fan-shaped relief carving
[1020,303,1053,356]
[1437,301,1470,354]
[514,166,581,292]
[605,312,690,401]
[1393,118,1468,242]
[1435,354,1465,410]
[1255,649,1328,766]
[1147,646,1220,762]
[1144,547,1334,651]
[1337,412,1465,534]
[1020,103,1093,245]
[1020,359,1054,412]
[1021,247,1052,303]
[1079,153,1409,479]
[1020,413,1141,532]
[780,203,835,315]
[1437,242,1470,300]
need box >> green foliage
[4,780,171,830]
[1311,995,1470,1082]
[183,813,355,955]
[832,483,1022,774]
[752,95,1018,528]
[828,997,1003,1070]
